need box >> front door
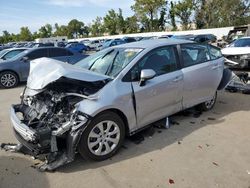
[131,46,183,128]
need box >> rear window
[27,49,48,60]
[208,45,222,60]
[49,48,71,57]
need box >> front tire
[198,92,217,111]
[0,71,19,88]
[78,111,125,161]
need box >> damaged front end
[2,58,111,171]
[8,86,92,171]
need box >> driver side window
[129,46,178,81]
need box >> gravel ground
[0,85,250,188]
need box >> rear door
[130,46,183,128]
[180,43,223,109]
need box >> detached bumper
[10,105,37,142]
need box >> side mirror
[139,69,156,86]
[21,56,29,62]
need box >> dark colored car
[0,47,87,88]
[101,39,126,49]
[192,34,217,43]
[33,43,55,47]
[172,34,217,43]
[66,43,88,53]
[122,37,137,43]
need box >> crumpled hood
[27,57,111,90]
[221,47,250,55]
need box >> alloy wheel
[0,73,17,88]
[87,120,120,156]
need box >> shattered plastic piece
[169,179,175,184]
[1,143,23,152]
[225,71,250,94]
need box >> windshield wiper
[105,51,119,76]
[89,49,115,71]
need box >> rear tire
[78,111,125,161]
[198,92,217,111]
[0,71,19,88]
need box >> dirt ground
[0,85,250,188]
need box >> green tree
[117,8,126,33]
[169,1,177,30]
[67,19,85,38]
[19,27,32,41]
[194,0,250,28]
[174,0,194,30]
[103,9,119,35]
[125,16,139,33]
[2,31,11,43]
[54,23,69,37]
[131,0,166,31]
[38,24,53,38]
[158,6,167,31]
[90,17,104,36]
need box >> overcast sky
[0,0,134,34]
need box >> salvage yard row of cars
[1,37,233,171]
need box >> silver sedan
[8,39,227,170]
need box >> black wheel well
[0,70,20,81]
[96,109,130,136]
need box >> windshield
[10,49,29,61]
[75,48,143,78]
[0,49,9,57]
[230,38,250,47]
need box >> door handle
[172,76,183,82]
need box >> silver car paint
[25,39,224,135]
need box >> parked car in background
[85,40,101,50]
[122,37,137,43]
[171,35,194,40]
[7,39,229,171]
[33,43,54,47]
[222,37,250,68]
[0,48,28,61]
[56,41,66,48]
[100,39,126,49]
[192,34,217,43]
[0,47,87,88]
[158,35,170,39]
[66,43,88,53]
[172,34,217,44]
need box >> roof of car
[5,47,28,51]
[117,38,194,49]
